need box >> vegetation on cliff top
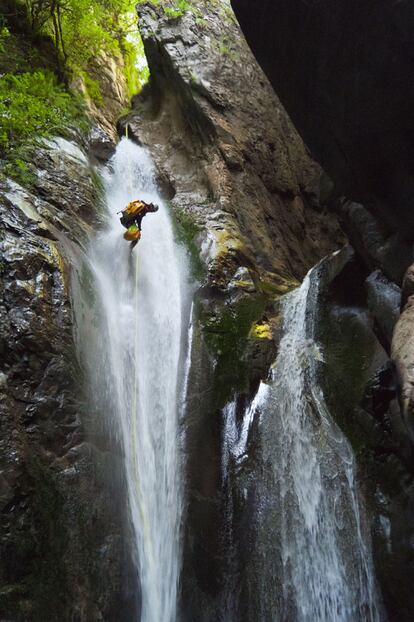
[137,0,237,23]
[0,0,149,182]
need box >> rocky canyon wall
[0,133,138,621]
[230,0,414,618]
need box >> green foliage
[0,0,151,188]
[12,0,142,96]
[0,70,84,148]
[2,158,34,185]
[171,206,204,279]
[123,36,145,97]
[0,26,9,54]
[164,0,190,18]
[0,69,87,185]
[81,72,104,106]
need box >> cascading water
[75,138,190,622]
[223,263,384,622]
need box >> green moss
[257,278,299,296]
[200,293,267,405]
[195,16,208,28]
[81,72,104,106]
[164,0,190,18]
[318,302,377,451]
[0,25,9,54]
[220,3,238,25]
[170,206,205,279]
[214,36,239,61]
[1,158,34,186]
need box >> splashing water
[269,275,382,621]
[75,138,190,622]
[223,268,385,621]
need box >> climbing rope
[121,123,154,563]
[129,218,155,569]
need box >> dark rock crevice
[231,0,414,238]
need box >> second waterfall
[77,138,191,622]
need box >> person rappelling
[120,199,159,250]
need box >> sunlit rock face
[0,136,137,621]
[231,0,414,238]
[122,0,343,290]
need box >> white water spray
[223,267,384,621]
[269,275,382,621]
[76,138,190,622]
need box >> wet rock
[366,270,401,349]
[88,126,116,162]
[361,360,396,414]
[316,249,414,620]
[402,264,414,307]
[122,0,344,293]
[391,296,414,444]
[0,136,136,620]
[335,200,413,283]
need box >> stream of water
[76,138,190,622]
[223,265,384,621]
[74,137,384,621]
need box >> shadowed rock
[231,0,414,238]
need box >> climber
[120,199,159,250]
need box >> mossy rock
[199,291,269,406]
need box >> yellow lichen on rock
[250,321,272,340]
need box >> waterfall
[75,138,190,622]
[223,265,384,621]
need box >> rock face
[333,200,412,284]
[230,2,414,616]
[316,250,414,620]
[122,0,342,289]
[0,136,137,620]
[392,279,414,444]
[73,51,130,144]
[231,0,414,238]
[120,1,343,618]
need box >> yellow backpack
[125,200,146,216]
[124,224,141,242]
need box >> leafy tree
[0,0,149,183]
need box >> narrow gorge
[0,1,413,621]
